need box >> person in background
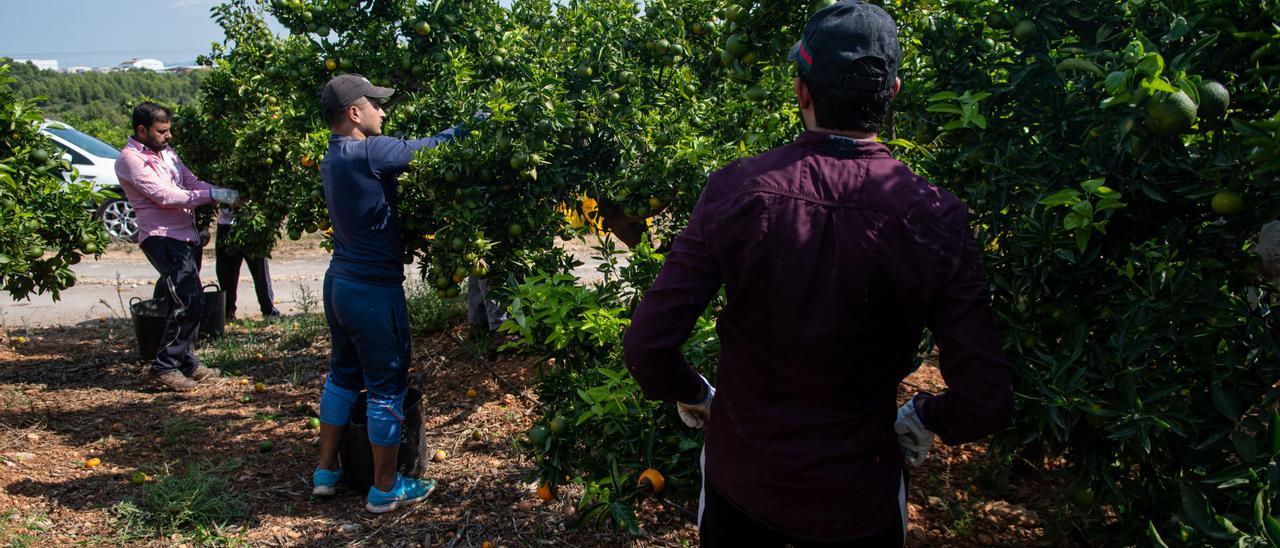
[622,2,1014,546]
[114,101,242,392]
[215,206,281,322]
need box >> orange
[637,468,665,494]
[84,457,101,469]
[301,155,315,168]
[433,449,448,462]
[1211,190,1244,215]
[536,482,554,501]
[466,388,478,399]
[482,542,495,548]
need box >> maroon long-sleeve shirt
[623,130,1013,541]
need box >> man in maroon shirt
[623,1,1014,545]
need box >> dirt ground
[0,308,1091,546]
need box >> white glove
[895,396,935,467]
[473,110,492,122]
[676,374,714,429]
[1258,221,1280,280]
[211,188,241,206]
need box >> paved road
[2,236,626,327]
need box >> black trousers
[140,236,203,375]
[700,480,904,548]
[215,223,276,318]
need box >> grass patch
[110,460,248,544]
[277,313,326,352]
[159,418,206,446]
[197,327,273,374]
[252,412,280,422]
[0,511,48,547]
[406,278,466,336]
[0,387,34,413]
[195,279,462,376]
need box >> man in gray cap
[309,73,474,513]
[623,1,1013,545]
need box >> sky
[0,0,518,69]
[0,0,249,68]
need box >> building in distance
[117,58,165,71]
[13,59,58,71]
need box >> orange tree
[886,0,1280,543]
[0,62,112,300]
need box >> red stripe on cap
[800,40,813,65]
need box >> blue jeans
[322,273,411,402]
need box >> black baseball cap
[321,74,396,112]
[788,0,900,91]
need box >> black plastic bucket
[129,297,169,361]
[200,283,225,338]
[339,387,429,492]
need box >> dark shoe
[151,370,198,392]
[189,365,221,382]
[263,309,282,320]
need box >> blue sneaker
[365,474,436,514]
[313,467,342,496]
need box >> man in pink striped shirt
[114,102,241,391]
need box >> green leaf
[1101,93,1132,108]
[1179,478,1239,540]
[1064,211,1091,230]
[1056,58,1104,77]
[1147,521,1170,548]
[1265,515,1280,546]
[1163,16,1191,43]
[1212,382,1241,422]
[1139,184,1167,202]
[1141,77,1177,94]
[1136,53,1165,78]
[1253,491,1265,531]
[1271,411,1279,457]
[609,501,640,536]
[928,91,958,102]
[1075,229,1091,253]
[1215,514,1239,535]
[1231,431,1261,464]
[1070,200,1094,217]
[1201,463,1251,484]
[1095,201,1126,213]
[1039,189,1081,207]
[926,103,963,114]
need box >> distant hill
[3,59,205,148]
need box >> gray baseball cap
[321,74,395,111]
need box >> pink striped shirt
[113,137,215,244]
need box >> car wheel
[98,197,138,243]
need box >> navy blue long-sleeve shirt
[623,130,1013,541]
[321,128,461,285]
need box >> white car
[40,120,138,242]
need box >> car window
[51,141,92,165]
[44,126,121,159]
